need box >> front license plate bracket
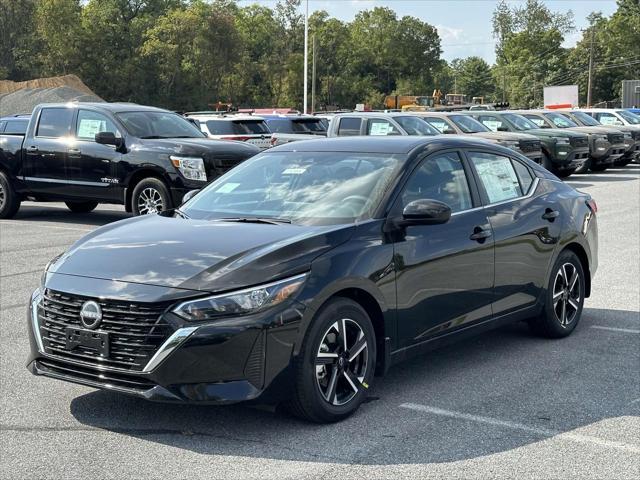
[64,327,110,357]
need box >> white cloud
[436,24,464,44]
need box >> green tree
[0,0,37,80]
[451,56,495,101]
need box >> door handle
[68,148,81,155]
[27,146,39,153]
[470,227,492,242]
[542,209,560,221]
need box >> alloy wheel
[0,183,5,209]
[137,187,164,215]
[553,262,581,327]
[315,318,369,406]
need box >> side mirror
[497,126,509,132]
[95,131,123,148]
[400,199,451,226]
[182,189,199,205]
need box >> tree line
[1,0,638,111]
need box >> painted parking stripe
[399,403,640,454]
[0,220,92,232]
[591,325,640,334]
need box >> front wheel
[529,250,585,338]
[589,163,608,172]
[574,158,591,174]
[555,167,576,179]
[131,178,172,216]
[288,298,376,423]
[65,201,98,213]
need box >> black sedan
[27,136,598,423]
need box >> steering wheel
[337,195,369,217]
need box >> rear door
[392,151,495,347]
[466,150,562,316]
[23,107,73,196]
[65,109,122,201]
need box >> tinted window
[401,152,472,213]
[264,118,294,133]
[0,121,5,133]
[233,120,270,135]
[395,116,439,136]
[568,111,600,126]
[449,115,489,133]
[523,115,549,128]
[502,114,538,131]
[291,119,326,133]
[546,112,578,128]
[469,152,523,203]
[76,110,120,140]
[423,117,453,133]
[366,119,401,136]
[618,110,640,124]
[511,159,534,194]
[117,111,205,138]
[4,119,28,135]
[337,117,362,136]
[205,120,235,135]
[37,108,74,137]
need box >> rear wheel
[65,201,98,213]
[574,158,591,174]
[529,250,585,338]
[288,298,376,423]
[0,171,21,219]
[131,178,172,216]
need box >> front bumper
[26,287,304,404]
[553,146,590,170]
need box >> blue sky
[236,0,618,64]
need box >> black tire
[529,250,585,338]
[65,201,98,213]
[288,297,376,423]
[541,152,554,171]
[574,158,591,174]
[131,177,172,216]
[0,170,21,219]
[589,163,608,172]
[555,167,576,179]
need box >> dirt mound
[0,74,103,116]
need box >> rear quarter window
[4,119,29,135]
[205,120,235,135]
[234,120,270,135]
[337,117,362,136]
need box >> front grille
[38,289,174,372]
[632,131,640,141]
[607,133,624,144]
[519,140,541,153]
[570,137,589,148]
[37,359,156,392]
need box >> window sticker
[369,122,391,136]
[77,119,106,138]
[475,158,521,203]
[282,166,308,175]
[482,120,501,131]
[216,182,240,193]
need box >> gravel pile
[0,86,103,116]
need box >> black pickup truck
[0,103,259,218]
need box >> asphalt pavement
[1,165,639,479]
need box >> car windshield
[617,110,640,124]
[448,115,489,133]
[503,113,539,131]
[117,111,206,138]
[395,116,440,135]
[182,151,404,225]
[545,112,578,128]
[568,111,601,126]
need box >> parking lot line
[0,220,93,233]
[590,325,640,334]
[399,403,640,454]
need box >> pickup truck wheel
[541,152,554,171]
[589,163,608,172]
[555,167,576,179]
[131,178,172,216]
[0,171,21,219]
[574,158,591,174]
[65,201,98,213]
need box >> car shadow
[69,307,640,465]
[11,203,129,227]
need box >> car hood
[527,128,588,139]
[563,126,612,135]
[49,214,353,293]
[472,131,539,141]
[130,137,260,157]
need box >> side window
[337,117,362,136]
[401,152,472,213]
[36,108,74,137]
[76,110,120,141]
[366,119,401,136]
[5,120,28,135]
[477,115,502,132]
[524,115,547,128]
[511,159,534,194]
[0,121,5,133]
[423,117,450,133]
[469,152,523,203]
[595,112,623,126]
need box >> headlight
[173,273,307,321]
[555,138,570,145]
[170,156,207,182]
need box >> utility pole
[311,34,317,114]
[303,0,309,114]
[586,29,595,108]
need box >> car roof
[187,114,266,121]
[270,135,494,154]
[261,114,321,120]
[36,102,171,114]
[0,114,31,120]
[331,112,422,119]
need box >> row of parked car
[0,102,638,219]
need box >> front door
[66,109,122,201]
[23,107,73,197]
[393,151,495,348]
[466,150,562,316]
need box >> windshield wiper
[140,135,168,139]
[217,217,292,225]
